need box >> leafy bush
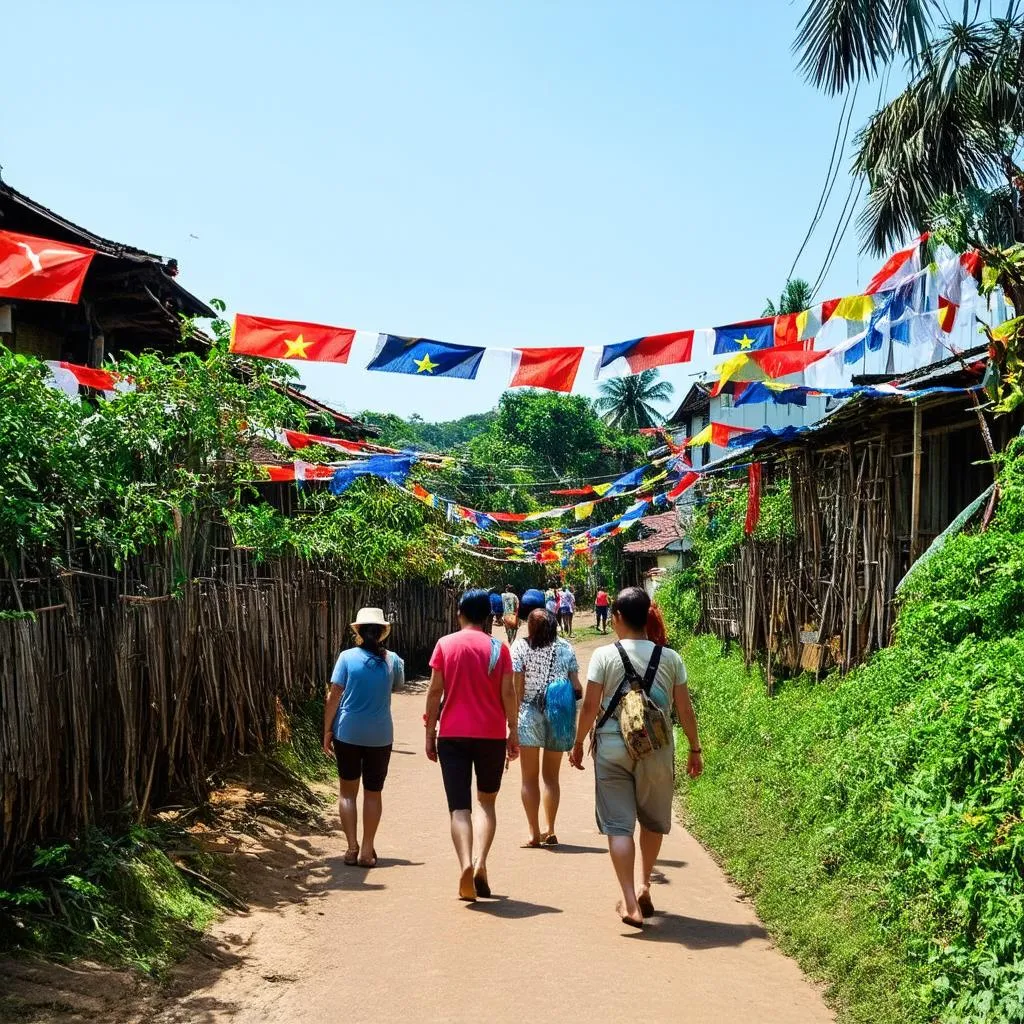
[666,438,1024,1024]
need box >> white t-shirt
[586,640,687,740]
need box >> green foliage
[686,477,794,582]
[361,409,498,452]
[594,369,674,431]
[668,438,1024,1024]
[763,278,813,317]
[0,825,219,975]
[0,341,296,567]
[654,567,700,636]
[227,480,447,583]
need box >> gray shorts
[518,703,574,753]
[594,736,675,836]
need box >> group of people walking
[322,584,703,929]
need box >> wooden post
[910,404,923,563]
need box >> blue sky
[3,1,887,421]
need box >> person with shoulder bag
[568,587,703,929]
[509,608,581,848]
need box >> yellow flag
[592,482,613,497]
[832,294,874,322]
[714,351,751,388]
[574,501,595,521]
[687,423,713,448]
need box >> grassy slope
[666,438,1024,1024]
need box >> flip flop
[357,849,378,868]
[637,891,655,918]
[521,838,543,848]
[616,901,644,929]
[473,874,491,898]
[343,848,359,866]
[541,833,559,847]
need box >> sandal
[343,847,359,866]
[616,901,644,929]
[521,838,543,848]
[541,833,559,847]
[637,890,655,918]
[357,849,378,868]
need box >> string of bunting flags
[226,235,986,396]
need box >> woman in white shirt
[569,587,703,928]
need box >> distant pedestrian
[569,587,702,929]
[424,589,519,902]
[558,586,576,636]
[595,587,610,633]
[511,609,581,847]
[322,607,405,868]
[501,585,520,644]
[488,588,504,631]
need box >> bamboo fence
[0,523,457,876]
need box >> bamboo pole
[910,404,923,563]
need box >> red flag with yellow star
[230,314,356,363]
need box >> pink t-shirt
[430,629,512,740]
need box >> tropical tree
[795,2,1024,253]
[595,370,674,431]
[762,277,814,316]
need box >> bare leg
[359,790,383,864]
[608,835,642,924]
[638,826,664,909]
[540,750,563,836]
[450,809,475,899]
[473,791,499,886]
[519,747,542,844]
[338,778,360,856]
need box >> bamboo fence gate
[0,522,457,876]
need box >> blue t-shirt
[489,592,504,617]
[330,647,402,747]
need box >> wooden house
[700,346,1020,681]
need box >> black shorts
[436,737,507,812]
[596,606,608,625]
[333,739,392,792]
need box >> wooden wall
[0,532,457,876]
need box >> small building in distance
[623,510,687,595]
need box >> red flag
[774,313,799,347]
[265,465,296,482]
[509,347,584,392]
[231,314,356,363]
[279,428,364,454]
[667,471,700,501]
[550,487,595,496]
[749,344,829,378]
[0,230,95,303]
[744,463,762,534]
[865,233,928,294]
[961,250,983,278]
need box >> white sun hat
[350,606,391,641]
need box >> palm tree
[795,3,1024,253]
[595,370,675,431]
[763,278,814,317]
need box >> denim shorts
[518,703,574,753]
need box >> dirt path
[152,620,834,1024]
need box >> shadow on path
[467,896,563,919]
[624,913,768,948]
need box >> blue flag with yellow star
[367,334,485,379]
[712,320,775,355]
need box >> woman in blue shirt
[322,607,405,867]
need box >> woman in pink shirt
[425,590,519,901]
